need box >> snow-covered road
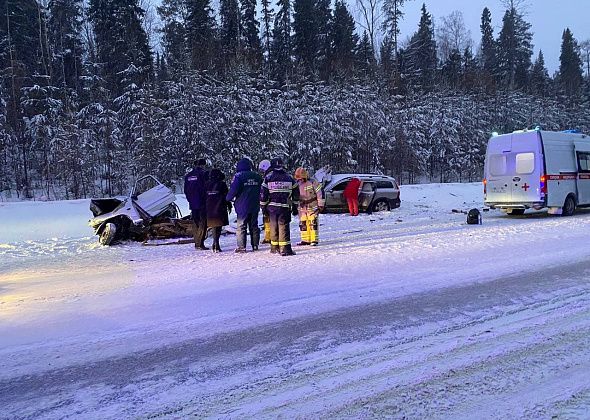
[1,183,590,418]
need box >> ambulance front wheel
[562,195,576,217]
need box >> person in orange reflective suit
[294,167,325,246]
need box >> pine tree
[356,30,376,79]
[292,0,332,78]
[0,0,50,197]
[380,35,394,80]
[479,7,495,75]
[260,0,274,70]
[559,28,583,97]
[47,0,84,95]
[403,3,437,91]
[157,0,190,78]
[270,0,292,81]
[530,50,549,96]
[186,0,217,71]
[241,0,263,70]
[329,0,358,79]
[381,0,407,62]
[462,47,478,91]
[315,0,331,79]
[441,49,462,89]
[0,0,44,125]
[293,0,317,75]
[88,0,153,96]
[496,6,533,90]
[219,0,241,69]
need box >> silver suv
[323,174,401,213]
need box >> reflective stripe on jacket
[260,168,299,212]
[297,179,324,213]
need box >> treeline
[1,0,589,199]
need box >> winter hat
[258,159,271,173]
[294,167,308,180]
[236,158,252,172]
[209,168,225,181]
[270,157,284,170]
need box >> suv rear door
[358,180,376,211]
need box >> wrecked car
[89,175,193,245]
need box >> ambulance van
[484,129,590,216]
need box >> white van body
[484,129,590,215]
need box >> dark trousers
[269,210,291,247]
[191,209,207,247]
[211,226,222,249]
[236,213,260,250]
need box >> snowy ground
[2,183,590,419]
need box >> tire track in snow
[175,289,590,419]
[4,258,589,419]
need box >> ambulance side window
[489,154,507,176]
[577,152,590,173]
[516,153,535,174]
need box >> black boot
[280,245,296,256]
[270,245,280,254]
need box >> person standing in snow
[258,159,272,244]
[205,168,231,253]
[226,158,263,253]
[343,177,362,216]
[259,158,300,256]
[184,158,210,250]
[294,167,324,246]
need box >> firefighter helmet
[270,157,284,169]
[294,167,309,180]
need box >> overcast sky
[396,0,589,74]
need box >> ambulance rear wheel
[507,209,525,216]
[562,195,576,217]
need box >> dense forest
[1,0,589,200]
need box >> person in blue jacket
[226,158,263,252]
[184,158,209,250]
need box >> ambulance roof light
[492,131,499,137]
[534,125,541,131]
[563,129,580,134]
